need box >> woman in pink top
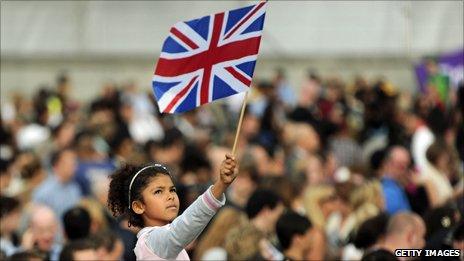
[108,154,237,260]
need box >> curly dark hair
[108,163,171,228]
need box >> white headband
[128,164,168,210]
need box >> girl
[108,154,237,260]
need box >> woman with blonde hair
[349,180,384,227]
[79,198,108,234]
[303,185,338,229]
[303,185,337,260]
[194,207,247,260]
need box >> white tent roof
[1,1,463,58]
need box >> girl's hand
[212,154,237,200]
[219,154,237,185]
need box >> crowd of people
[0,65,463,260]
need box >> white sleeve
[412,128,434,173]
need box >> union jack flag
[152,1,267,113]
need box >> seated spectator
[63,207,91,241]
[91,230,125,260]
[74,131,116,196]
[59,238,98,261]
[343,213,390,260]
[347,180,385,234]
[32,149,82,220]
[79,198,108,234]
[422,140,454,208]
[225,189,285,260]
[225,163,259,210]
[402,108,434,173]
[37,120,76,164]
[304,185,338,229]
[362,212,425,260]
[303,185,335,259]
[22,205,62,261]
[380,146,412,215]
[276,211,314,261]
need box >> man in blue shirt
[380,146,412,214]
[33,149,82,220]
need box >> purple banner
[415,48,464,93]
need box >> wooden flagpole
[231,91,249,156]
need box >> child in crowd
[107,154,236,260]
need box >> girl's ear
[132,200,145,215]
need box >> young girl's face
[139,174,180,226]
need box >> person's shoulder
[362,249,398,261]
[32,175,55,196]
[381,177,400,188]
[137,224,169,239]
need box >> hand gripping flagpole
[231,91,249,156]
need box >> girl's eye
[154,190,162,194]
[170,188,177,193]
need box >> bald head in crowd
[29,205,59,252]
[384,212,426,251]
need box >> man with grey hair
[21,204,62,260]
[362,212,426,260]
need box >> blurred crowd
[1,63,463,260]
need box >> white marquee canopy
[2,1,463,59]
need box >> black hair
[370,149,387,173]
[245,189,281,219]
[354,213,390,249]
[143,128,184,153]
[361,249,397,261]
[63,207,91,240]
[8,250,45,261]
[59,238,97,261]
[428,108,449,136]
[0,196,20,219]
[108,163,172,228]
[160,128,184,148]
[181,144,211,173]
[276,211,312,250]
[0,158,12,176]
